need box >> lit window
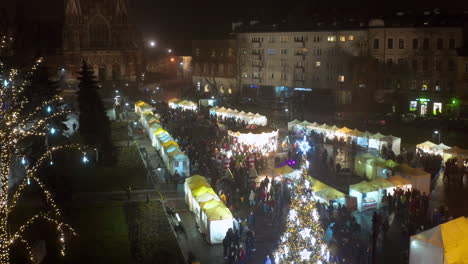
[327,36,336,42]
[348,35,354,41]
[242,50,248,55]
[409,101,417,111]
[338,75,345,82]
[242,73,248,78]
[421,81,429,91]
[435,81,441,91]
[280,49,288,55]
[315,61,321,68]
[433,102,442,114]
[340,36,346,42]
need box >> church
[4,0,144,87]
[62,0,143,85]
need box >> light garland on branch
[272,145,329,263]
[0,37,84,263]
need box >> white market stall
[410,217,468,264]
[395,164,431,194]
[381,135,401,155]
[184,175,233,244]
[349,181,381,211]
[210,107,268,126]
[386,175,412,194]
[135,100,153,115]
[287,119,301,132]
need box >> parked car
[402,113,417,123]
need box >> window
[268,36,275,43]
[435,81,441,91]
[448,60,455,71]
[410,80,417,90]
[280,60,288,67]
[421,80,429,91]
[422,59,428,71]
[280,49,288,55]
[251,37,262,43]
[464,63,468,73]
[435,60,441,71]
[409,101,417,111]
[280,73,287,80]
[195,48,200,56]
[398,59,406,65]
[227,48,233,57]
[373,39,379,49]
[89,16,109,48]
[340,36,346,42]
[412,60,418,71]
[267,48,276,55]
[399,39,404,49]
[242,49,248,55]
[448,81,454,91]
[387,38,394,49]
[315,61,321,68]
[433,102,442,115]
[294,36,305,42]
[387,58,393,69]
[449,38,455,49]
[252,72,260,79]
[423,38,429,50]
[240,37,246,43]
[437,38,443,49]
[280,36,289,43]
[338,75,345,82]
[271,73,275,79]
[242,72,248,78]
[396,80,401,89]
[412,39,419,49]
[327,36,336,42]
[348,35,354,41]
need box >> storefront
[408,97,451,116]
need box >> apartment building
[233,12,467,115]
[237,29,368,104]
[191,39,238,97]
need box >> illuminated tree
[273,139,329,263]
[0,35,85,263]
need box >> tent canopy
[192,186,217,197]
[186,175,208,185]
[441,217,468,264]
[195,192,220,203]
[274,165,295,175]
[385,159,399,169]
[337,126,353,134]
[200,199,225,210]
[205,205,233,221]
[444,146,468,157]
[369,178,394,189]
[370,132,386,139]
[316,188,346,201]
[387,175,411,186]
[310,178,331,192]
[417,141,438,150]
[350,181,380,193]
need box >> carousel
[228,124,278,155]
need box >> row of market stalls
[168,98,198,111]
[184,175,233,244]
[134,101,190,176]
[210,106,268,126]
[410,217,468,264]
[417,141,468,168]
[354,153,430,194]
[288,120,401,155]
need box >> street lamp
[149,41,156,47]
[434,130,441,144]
[168,49,172,53]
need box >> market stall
[386,175,412,194]
[410,217,468,264]
[135,100,153,115]
[416,141,438,154]
[211,107,268,126]
[381,135,401,155]
[356,131,373,148]
[395,164,431,194]
[368,132,386,152]
[315,188,346,206]
[354,153,375,178]
[444,146,468,168]
[228,124,278,155]
[287,119,301,132]
[184,175,233,244]
[368,178,395,206]
[349,181,381,211]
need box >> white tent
[381,135,401,155]
[288,119,301,131]
[368,132,386,151]
[410,217,468,264]
[395,164,431,194]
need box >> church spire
[65,0,81,16]
[116,0,128,16]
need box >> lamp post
[434,130,441,144]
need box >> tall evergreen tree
[76,61,113,162]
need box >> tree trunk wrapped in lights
[273,140,329,264]
[0,35,84,263]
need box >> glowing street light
[168,49,172,53]
[149,41,156,47]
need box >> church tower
[62,0,142,85]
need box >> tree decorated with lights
[273,136,329,263]
[0,35,86,263]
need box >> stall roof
[444,146,468,157]
[153,128,168,136]
[195,192,220,203]
[337,126,353,134]
[369,178,394,189]
[163,140,179,148]
[274,165,295,175]
[370,132,386,139]
[205,205,233,220]
[385,159,399,169]
[440,217,468,264]
[189,179,211,191]
[288,119,301,126]
[200,199,225,210]
[316,188,346,201]
[186,175,208,185]
[387,175,412,186]
[310,178,331,192]
[350,181,380,193]
[192,186,217,197]
[349,129,363,137]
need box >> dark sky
[129,0,468,53]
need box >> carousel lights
[297,135,311,154]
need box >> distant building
[233,11,468,115]
[62,0,144,86]
[191,39,238,97]
[456,47,468,116]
